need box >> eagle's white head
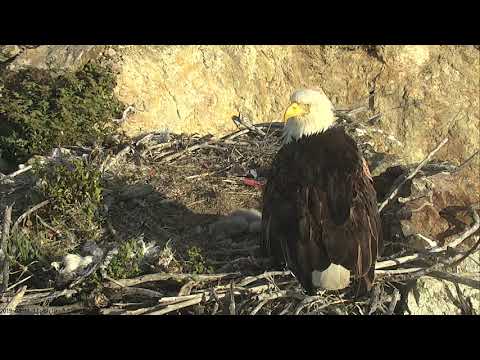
[282,88,336,144]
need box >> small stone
[0,45,22,59]
[106,48,117,57]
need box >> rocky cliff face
[2,45,479,165]
[114,45,480,166]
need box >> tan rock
[406,256,480,315]
[5,45,479,165]
[113,45,479,165]
[397,162,480,250]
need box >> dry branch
[1,204,13,293]
[7,275,32,292]
[233,114,266,136]
[427,271,480,290]
[112,105,136,125]
[104,272,240,288]
[378,137,449,213]
[386,289,400,315]
[4,165,33,179]
[102,145,131,172]
[376,207,479,270]
[452,149,480,174]
[146,297,203,315]
[11,200,50,234]
[110,284,165,299]
[158,142,224,162]
[0,288,78,306]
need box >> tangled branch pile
[1,113,479,315]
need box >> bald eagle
[261,89,383,296]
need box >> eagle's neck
[282,117,335,145]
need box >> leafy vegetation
[184,246,213,274]
[35,157,103,221]
[0,62,124,164]
[106,239,144,279]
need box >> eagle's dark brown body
[262,126,383,295]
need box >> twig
[368,113,382,123]
[452,149,480,174]
[6,289,78,306]
[386,289,400,315]
[375,253,427,270]
[222,122,284,141]
[102,145,131,172]
[279,302,293,315]
[141,142,174,156]
[157,293,204,305]
[11,200,50,234]
[178,281,196,297]
[146,297,203,315]
[107,282,165,299]
[250,290,294,315]
[222,129,252,141]
[376,267,426,275]
[448,235,480,268]
[368,284,382,315]
[159,142,225,162]
[105,272,240,288]
[6,275,32,292]
[185,165,232,180]
[35,215,62,236]
[229,282,236,315]
[376,207,480,270]
[427,271,480,290]
[1,204,13,293]
[378,137,449,213]
[233,114,266,136]
[237,271,292,287]
[294,295,325,315]
[5,165,32,178]
[112,105,135,124]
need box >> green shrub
[106,239,144,279]
[29,155,105,258]
[0,62,124,164]
[184,246,213,274]
[35,157,103,219]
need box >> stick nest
[1,115,478,315]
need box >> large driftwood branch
[103,272,241,288]
[0,288,78,306]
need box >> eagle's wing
[262,132,382,294]
[309,162,381,285]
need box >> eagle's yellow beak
[283,102,306,122]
